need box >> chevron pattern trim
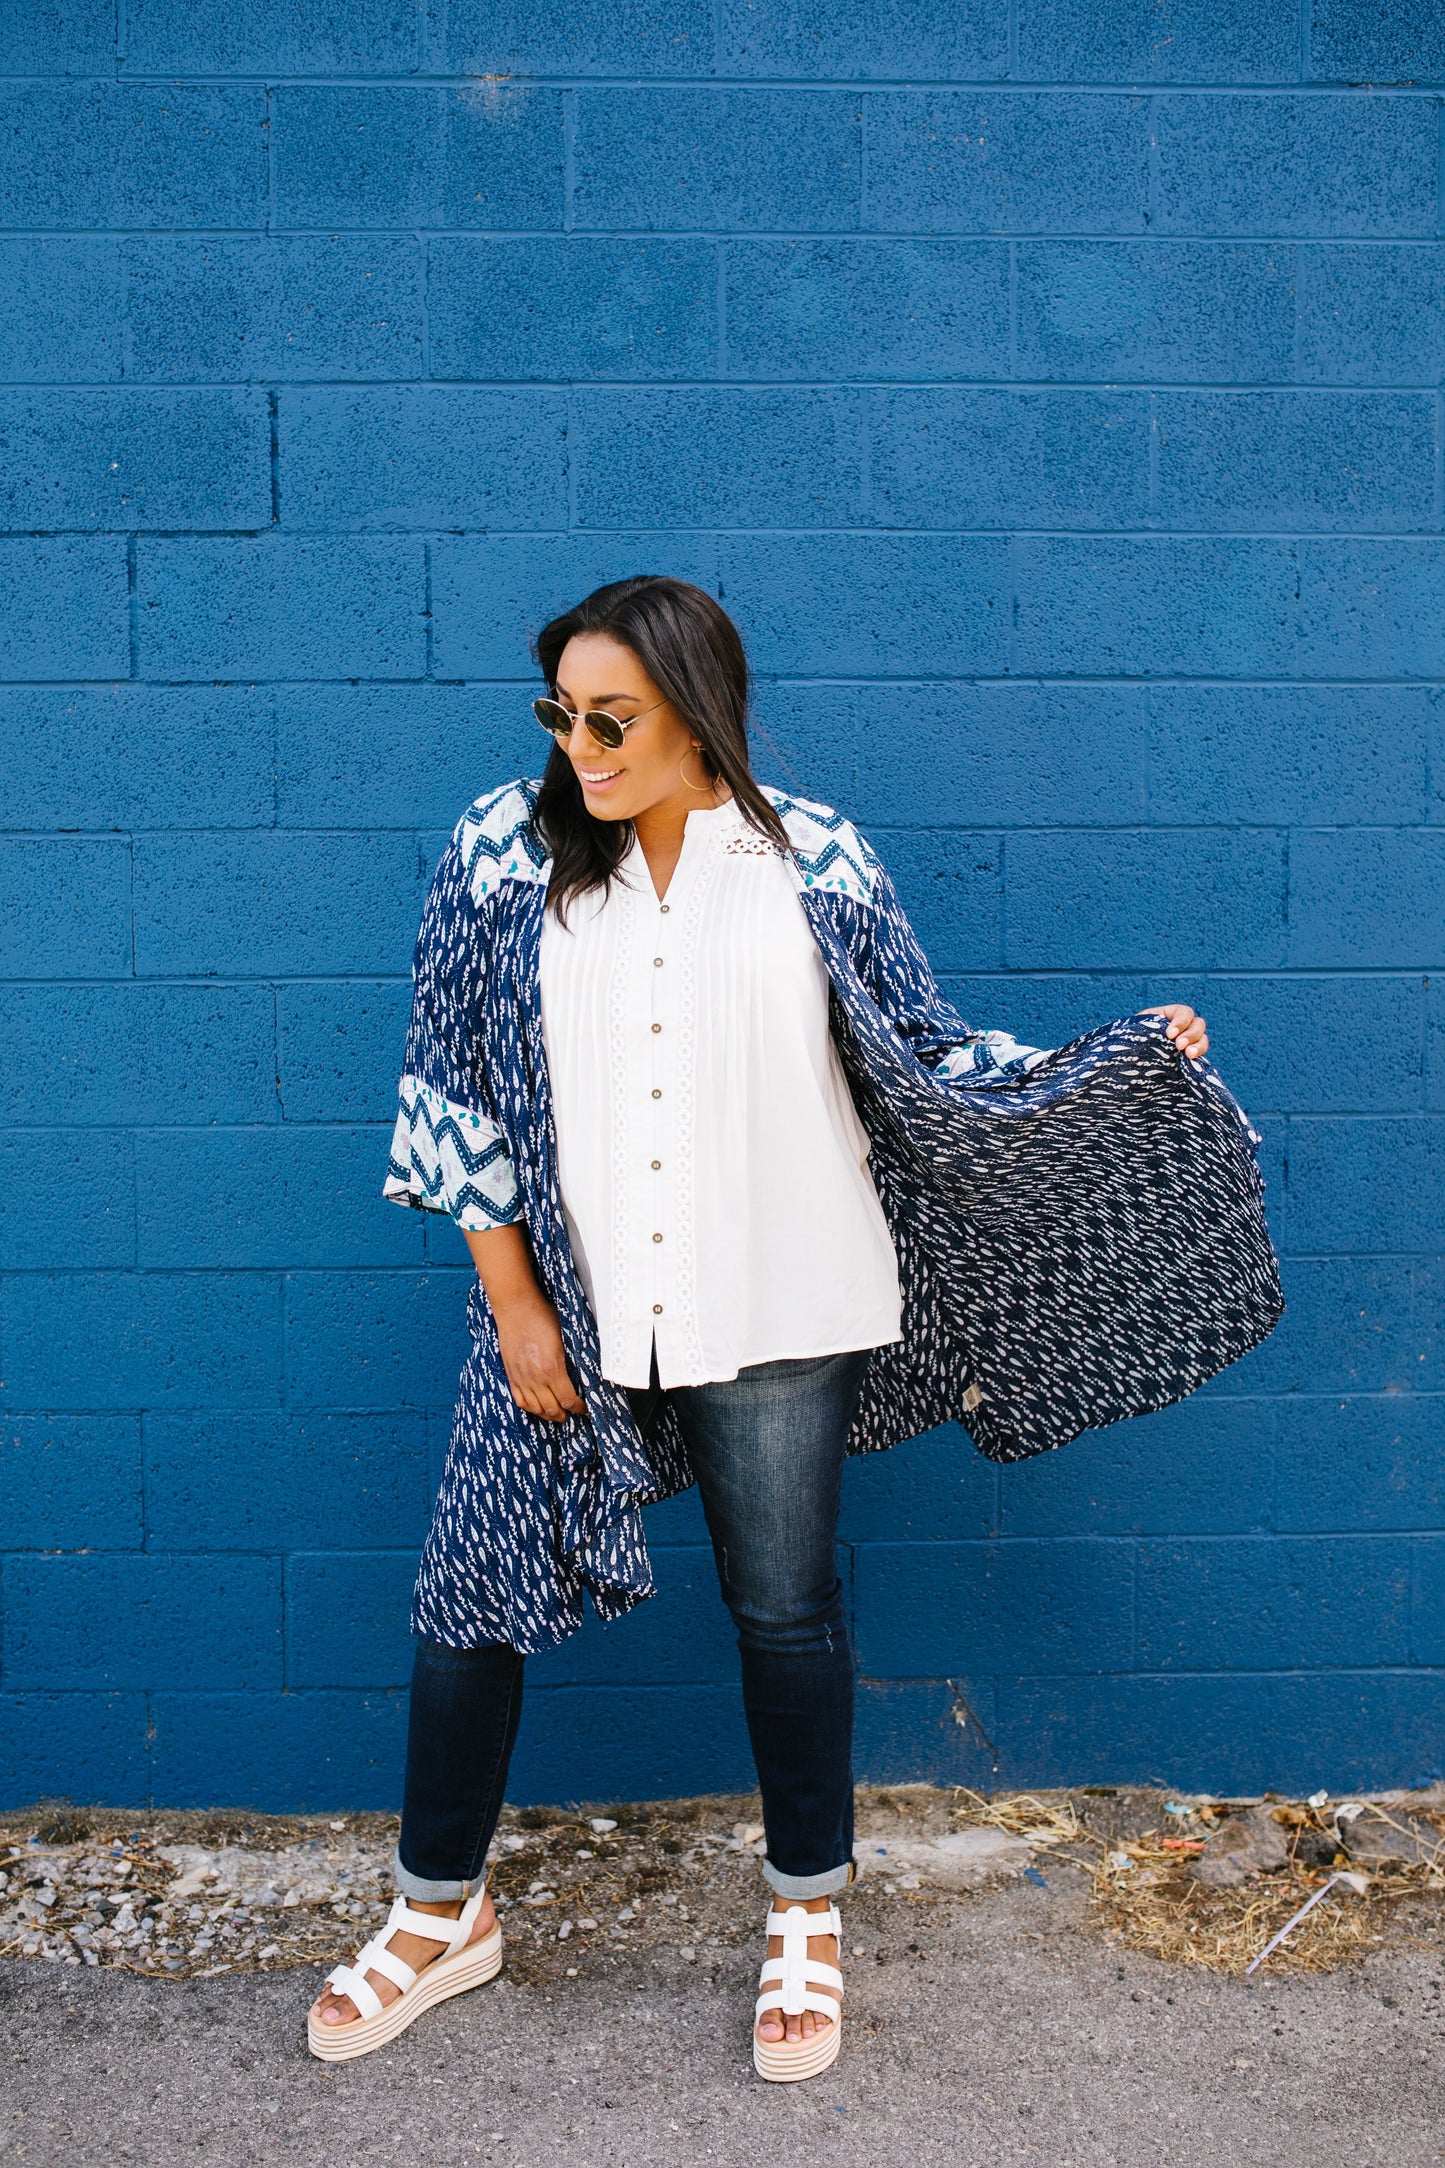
[763,786,881,905]
[384,1074,523,1230]
[454,778,548,906]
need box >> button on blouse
[538,798,903,1390]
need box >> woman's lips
[577,767,624,792]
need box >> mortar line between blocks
[1142,683,1152,818]
[1006,0,1019,78]
[419,233,431,378]
[1299,0,1312,79]
[265,82,276,237]
[1007,239,1018,379]
[1129,1540,1139,1669]
[565,385,577,529]
[1147,391,1159,524]
[1437,88,1445,236]
[715,240,727,380]
[424,540,434,677]
[563,88,577,233]
[114,0,125,66]
[125,532,138,678]
[1292,242,1305,384]
[1147,94,1160,230]
[859,89,870,227]
[268,389,280,525]
[1435,390,1444,530]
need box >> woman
[307,577,1282,2077]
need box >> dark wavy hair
[530,576,790,922]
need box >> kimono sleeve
[383,839,523,1230]
[851,857,1053,1086]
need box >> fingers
[1143,1004,1209,1061]
[510,1368,586,1422]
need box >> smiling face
[551,631,717,826]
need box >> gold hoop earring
[679,743,712,793]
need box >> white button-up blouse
[537,797,904,1389]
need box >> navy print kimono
[385,780,1284,1655]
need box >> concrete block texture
[869,389,1150,529]
[0,1128,135,1269]
[2,1553,283,1691]
[571,389,866,528]
[719,0,1005,79]
[136,538,427,680]
[725,241,1010,381]
[0,1415,144,1552]
[133,830,426,978]
[1309,0,1445,82]
[123,238,425,384]
[0,84,267,231]
[1014,536,1296,677]
[429,238,719,383]
[0,837,132,980]
[122,0,423,74]
[142,1411,433,1553]
[3,14,1442,1810]
[1152,391,1436,533]
[2,686,274,832]
[0,984,277,1128]
[277,388,567,531]
[1154,94,1438,238]
[0,389,271,532]
[1014,0,1300,82]
[574,90,862,231]
[1299,246,1445,386]
[0,0,116,72]
[431,534,721,679]
[273,86,565,232]
[431,0,715,77]
[0,539,129,681]
[863,94,1152,234]
[1015,241,1295,383]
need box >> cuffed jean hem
[391,1846,486,1904]
[762,1856,855,1899]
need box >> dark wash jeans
[396,1347,867,1904]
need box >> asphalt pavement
[4,1867,1442,2168]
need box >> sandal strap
[760,1904,845,2018]
[387,1889,486,1955]
[326,1888,490,2020]
[757,1958,843,1994]
[325,1963,384,2021]
[765,1904,840,1940]
[755,1987,841,2024]
[357,1942,418,1994]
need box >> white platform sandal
[307,1889,503,2062]
[753,1902,844,2083]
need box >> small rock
[855,1828,1035,1892]
[588,1819,618,1835]
[1189,1808,1290,1889]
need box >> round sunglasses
[533,695,667,752]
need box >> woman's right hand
[493,1291,586,1422]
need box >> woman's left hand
[1144,1004,1208,1060]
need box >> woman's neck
[631,782,731,901]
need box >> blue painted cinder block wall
[2,1,1443,1812]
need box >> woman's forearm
[462,1223,584,1419]
[463,1222,543,1313]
